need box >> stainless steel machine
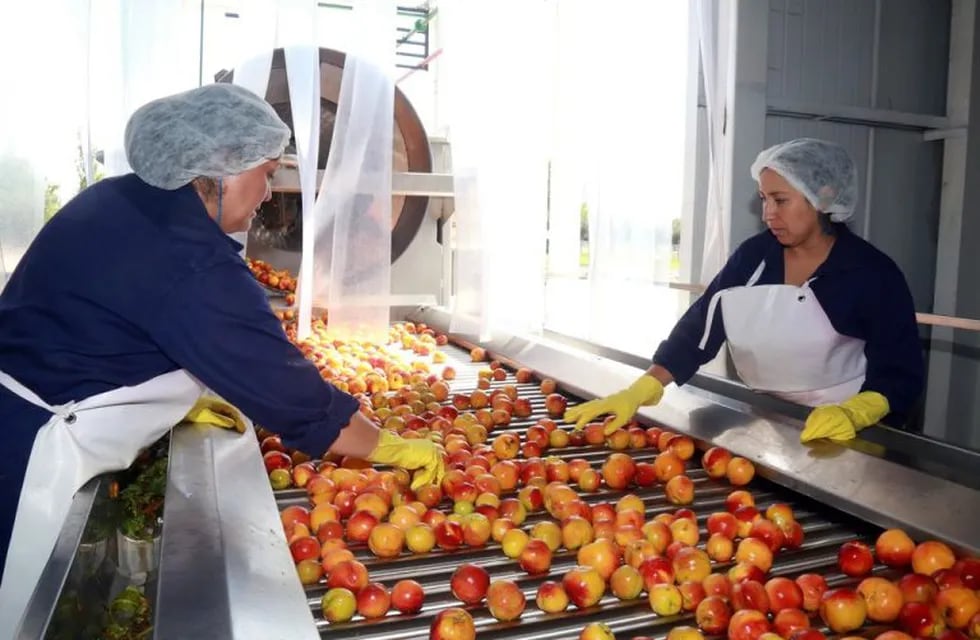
[219,47,453,307]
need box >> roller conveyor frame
[20,307,980,639]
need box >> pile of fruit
[246,257,297,303]
[257,322,979,640]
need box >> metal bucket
[69,537,109,584]
[115,529,160,578]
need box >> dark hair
[191,176,221,202]
[818,212,847,236]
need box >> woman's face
[217,159,279,233]
[758,168,823,248]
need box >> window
[541,2,694,358]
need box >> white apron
[698,259,867,406]
[0,368,205,638]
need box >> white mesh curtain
[302,2,396,343]
[274,0,323,340]
[696,0,732,282]
[437,2,488,339]
[0,0,195,288]
[227,0,281,250]
[440,0,550,339]
[0,3,49,288]
[546,2,688,356]
[99,0,201,178]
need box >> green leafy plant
[117,457,168,541]
[100,586,152,640]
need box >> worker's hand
[563,375,664,435]
[367,430,446,491]
[801,391,890,443]
[185,395,247,433]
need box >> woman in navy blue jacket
[0,83,443,633]
[565,138,924,443]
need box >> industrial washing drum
[216,47,434,272]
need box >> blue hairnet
[124,83,291,190]
[750,138,858,222]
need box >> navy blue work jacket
[0,174,359,573]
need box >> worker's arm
[652,236,770,386]
[147,261,360,457]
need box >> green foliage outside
[577,203,682,276]
[76,138,105,192]
[44,138,105,223]
[44,183,61,223]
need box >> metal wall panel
[767,0,875,107]
[877,0,950,115]
[867,130,943,312]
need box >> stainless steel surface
[407,306,980,556]
[157,423,319,640]
[17,478,100,639]
[543,325,980,491]
[275,341,881,639]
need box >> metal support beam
[726,0,770,248]
[924,0,975,441]
[766,98,952,131]
[680,2,708,286]
[271,169,454,198]
[923,127,968,141]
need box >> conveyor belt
[274,341,883,639]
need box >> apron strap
[697,259,767,351]
[0,371,55,411]
[697,290,724,351]
[745,260,766,287]
[0,370,76,422]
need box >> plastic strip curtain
[101,0,201,177]
[309,2,395,343]
[231,0,278,96]
[437,1,487,339]
[440,0,550,339]
[274,0,321,341]
[229,0,280,251]
[695,0,731,282]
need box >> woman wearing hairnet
[0,83,442,632]
[565,138,923,444]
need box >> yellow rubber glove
[367,430,446,491]
[563,374,664,435]
[800,391,890,443]
[184,395,247,433]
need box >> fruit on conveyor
[246,257,296,294]
[249,322,979,640]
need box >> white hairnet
[750,138,858,222]
[124,83,291,190]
